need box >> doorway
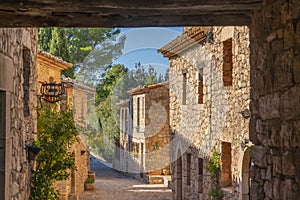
[175,149,183,200]
[242,149,250,200]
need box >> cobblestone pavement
[79,156,172,200]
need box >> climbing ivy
[30,105,79,200]
[205,151,223,200]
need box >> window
[141,97,144,117]
[221,142,232,187]
[198,69,204,104]
[223,38,233,86]
[187,153,191,185]
[23,48,31,117]
[124,108,128,132]
[198,158,203,193]
[81,97,84,118]
[137,97,140,127]
[182,70,187,105]
[121,108,124,133]
[72,96,76,114]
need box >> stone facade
[0,28,38,200]
[62,78,96,132]
[159,26,251,199]
[37,52,94,200]
[249,0,300,199]
[53,141,90,200]
[115,82,170,180]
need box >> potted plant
[85,177,95,191]
[88,171,96,180]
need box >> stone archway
[242,149,250,200]
[175,149,183,200]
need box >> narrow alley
[79,156,172,200]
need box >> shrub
[30,105,79,200]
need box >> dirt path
[79,156,172,200]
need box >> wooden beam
[0,0,262,27]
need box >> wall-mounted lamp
[241,138,253,151]
[206,29,214,43]
[241,108,251,119]
[26,144,41,161]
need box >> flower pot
[88,171,96,180]
[85,183,95,191]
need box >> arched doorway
[242,149,250,200]
[175,149,183,200]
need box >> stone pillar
[250,0,300,199]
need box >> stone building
[0,0,299,198]
[37,51,94,200]
[115,82,170,181]
[58,78,96,200]
[159,26,251,199]
[0,28,38,200]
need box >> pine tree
[49,28,73,78]
[145,65,157,85]
[50,28,70,61]
[158,73,163,83]
[164,70,169,81]
[38,28,53,52]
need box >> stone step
[149,176,165,184]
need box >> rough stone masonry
[0,28,38,200]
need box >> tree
[66,28,120,64]
[144,65,158,85]
[76,33,126,85]
[158,73,164,83]
[49,28,70,61]
[164,70,169,81]
[49,28,73,78]
[96,64,128,103]
[37,28,124,80]
[38,28,52,52]
[112,62,165,101]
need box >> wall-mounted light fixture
[241,108,251,119]
[26,144,41,161]
[241,138,253,151]
[205,27,214,43]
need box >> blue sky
[112,27,183,75]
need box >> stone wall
[144,84,170,173]
[59,81,94,200]
[162,26,251,199]
[249,0,300,199]
[0,28,37,200]
[54,141,89,200]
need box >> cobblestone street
[79,156,172,200]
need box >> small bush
[85,177,95,184]
[205,151,223,200]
